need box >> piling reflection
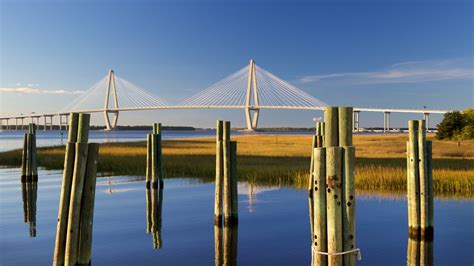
[146,185,163,249]
[21,182,37,237]
[407,238,433,266]
[214,225,238,266]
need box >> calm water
[0,168,473,265]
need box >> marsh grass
[0,134,472,196]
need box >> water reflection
[214,225,238,266]
[407,238,434,266]
[21,182,37,237]
[146,186,163,249]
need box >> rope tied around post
[312,245,362,261]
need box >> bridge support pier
[383,112,391,133]
[424,113,430,132]
[353,111,360,132]
[245,108,259,131]
[59,114,68,131]
[43,115,54,131]
[104,110,119,130]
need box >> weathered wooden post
[407,120,434,241]
[77,143,99,265]
[53,113,99,266]
[230,141,238,224]
[326,146,343,266]
[65,113,90,265]
[339,107,356,266]
[223,121,232,225]
[214,120,224,225]
[407,120,420,238]
[312,147,327,266]
[215,120,238,227]
[426,141,434,236]
[54,113,79,266]
[21,134,28,183]
[311,107,358,266]
[146,134,152,189]
[153,123,164,188]
[309,122,325,239]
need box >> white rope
[312,246,362,261]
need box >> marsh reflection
[407,238,433,266]
[146,185,163,249]
[21,182,37,237]
[214,225,238,266]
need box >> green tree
[458,108,474,140]
[436,111,466,140]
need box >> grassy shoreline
[0,134,472,197]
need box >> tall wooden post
[215,120,224,225]
[407,120,420,238]
[312,147,327,266]
[326,147,343,266]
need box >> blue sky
[1,0,472,128]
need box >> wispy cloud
[299,60,474,85]
[0,87,84,94]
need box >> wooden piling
[230,141,238,224]
[31,130,38,182]
[53,141,76,266]
[146,134,152,189]
[223,136,232,225]
[64,114,90,266]
[26,133,33,182]
[407,120,420,238]
[151,134,159,189]
[342,146,356,266]
[214,121,224,225]
[312,147,327,266]
[67,113,80,142]
[338,107,353,147]
[21,134,28,183]
[325,107,339,147]
[426,141,434,235]
[326,147,343,266]
[77,143,99,266]
[308,135,317,239]
[153,123,161,134]
[417,120,428,235]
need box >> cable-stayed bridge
[0,60,451,131]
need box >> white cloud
[0,87,84,94]
[299,60,474,85]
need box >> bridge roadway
[0,105,450,132]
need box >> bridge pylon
[104,70,119,130]
[245,59,259,130]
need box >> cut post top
[68,113,80,142]
[28,123,37,134]
[216,120,224,141]
[77,113,91,143]
[153,123,162,135]
[223,121,231,141]
[324,107,339,147]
